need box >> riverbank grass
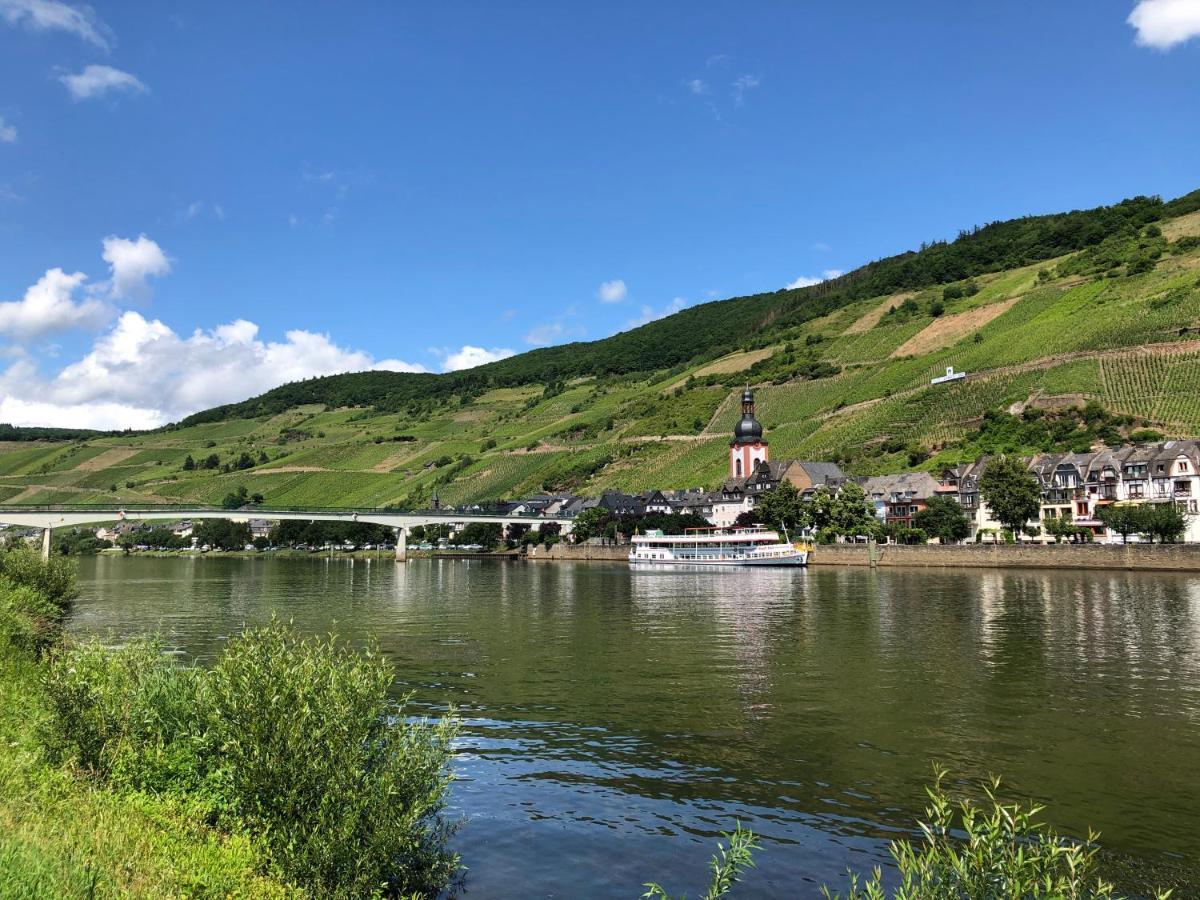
[0,643,291,898]
[0,545,462,898]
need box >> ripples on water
[70,556,1200,897]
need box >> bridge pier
[41,527,52,561]
[395,527,407,563]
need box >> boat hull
[628,552,808,568]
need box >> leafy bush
[822,768,1171,899]
[42,638,214,797]
[0,546,77,609]
[40,621,462,898]
[0,547,77,654]
[643,823,760,900]
[0,577,64,655]
[207,623,461,897]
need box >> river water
[68,555,1200,897]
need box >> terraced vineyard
[4,196,1200,508]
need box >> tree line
[177,189,1200,428]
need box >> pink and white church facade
[730,386,768,479]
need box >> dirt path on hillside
[371,451,419,472]
[2,482,175,504]
[250,466,330,474]
[1163,209,1200,240]
[843,294,915,335]
[73,448,138,471]
[891,297,1019,357]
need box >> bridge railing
[0,503,571,519]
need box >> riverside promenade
[530,540,1200,572]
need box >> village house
[640,490,674,515]
[861,472,940,529]
[247,519,272,540]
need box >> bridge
[0,506,575,561]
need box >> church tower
[730,385,768,479]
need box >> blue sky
[1,0,1199,428]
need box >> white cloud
[1129,0,1200,48]
[0,116,16,143]
[60,64,147,101]
[685,78,708,95]
[525,322,564,347]
[732,74,760,106]
[597,278,628,303]
[0,0,111,49]
[785,276,821,289]
[102,234,170,299]
[440,345,514,372]
[785,269,843,290]
[0,268,109,340]
[626,296,688,330]
[811,241,832,253]
[0,312,428,429]
[524,320,585,347]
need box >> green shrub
[0,548,77,655]
[39,621,462,898]
[643,823,759,900]
[0,577,63,655]
[821,768,1170,899]
[42,638,214,798]
[0,546,77,609]
[207,622,461,898]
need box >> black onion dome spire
[732,385,764,445]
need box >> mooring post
[41,527,52,561]
[868,538,878,568]
[395,527,407,563]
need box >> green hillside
[4,190,1200,510]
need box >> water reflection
[69,557,1200,897]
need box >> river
[67,555,1200,897]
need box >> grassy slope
[3,213,1200,509]
[0,645,297,898]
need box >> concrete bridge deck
[0,505,573,560]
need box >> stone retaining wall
[527,542,628,562]
[809,542,1200,572]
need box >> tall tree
[913,496,972,543]
[1142,503,1188,544]
[830,482,877,539]
[756,482,807,534]
[979,457,1042,537]
[1098,504,1141,544]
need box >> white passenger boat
[629,527,809,568]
